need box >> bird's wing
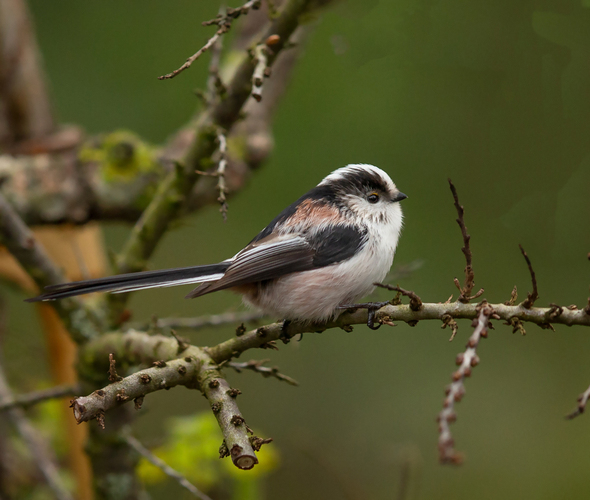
[185,225,367,298]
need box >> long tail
[25,263,231,302]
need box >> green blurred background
[4,0,590,498]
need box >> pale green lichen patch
[79,130,161,183]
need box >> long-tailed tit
[27,164,407,327]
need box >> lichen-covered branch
[0,1,319,230]
[0,192,102,343]
[437,304,493,464]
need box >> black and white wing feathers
[185,224,367,298]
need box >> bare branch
[125,434,213,500]
[519,244,539,309]
[227,359,299,386]
[0,192,101,343]
[207,301,590,363]
[71,356,203,426]
[565,384,590,420]
[158,1,262,80]
[0,383,80,412]
[74,340,262,470]
[437,304,494,464]
[448,179,483,303]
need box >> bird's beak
[392,191,408,202]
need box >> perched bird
[27,164,406,327]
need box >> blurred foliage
[4,398,74,500]
[137,412,279,500]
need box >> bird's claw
[338,301,390,330]
[279,319,292,344]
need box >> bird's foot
[279,319,292,344]
[338,301,390,330]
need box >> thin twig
[108,353,123,383]
[374,283,423,311]
[158,1,261,80]
[0,356,73,500]
[132,311,265,331]
[215,130,229,220]
[437,304,494,464]
[519,244,539,308]
[0,383,80,412]
[227,360,299,386]
[251,44,269,101]
[448,180,483,303]
[205,36,225,104]
[565,384,590,420]
[126,435,213,500]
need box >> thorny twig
[448,179,484,303]
[227,359,299,386]
[126,434,213,500]
[158,1,262,80]
[566,384,590,420]
[519,244,539,308]
[374,282,423,311]
[0,383,80,412]
[437,304,494,464]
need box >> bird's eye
[367,193,380,204]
